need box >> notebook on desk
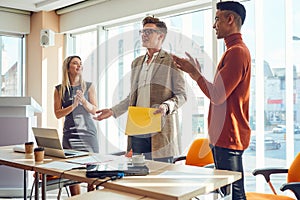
[32,127,89,158]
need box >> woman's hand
[72,94,80,109]
[76,90,87,105]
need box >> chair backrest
[287,152,300,183]
[185,138,214,167]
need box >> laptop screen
[32,127,64,150]
[32,127,89,158]
[35,136,62,149]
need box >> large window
[99,24,141,153]
[293,0,300,156]
[0,34,24,96]
[242,0,299,196]
[162,9,214,154]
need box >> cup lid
[34,147,44,152]
[25,142,34,145]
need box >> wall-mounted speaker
[40,29,55,47]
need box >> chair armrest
[280,182,300,199]
[252,168,288,183]
[172,156,187,163]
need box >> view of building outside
[0,35,24,96]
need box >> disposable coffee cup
[25,142,34,154]
[34,147,44,162]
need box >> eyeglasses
[139,28,161,36]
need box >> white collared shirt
[136,52,159,107]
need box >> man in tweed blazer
[94,16,186,162]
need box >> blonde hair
[59,55,86,102]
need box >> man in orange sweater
[172,1,250,199]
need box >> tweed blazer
[111,49,187,158]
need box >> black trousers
[210,145,246,200]
[131,135,173,163]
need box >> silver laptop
[32,127,89,158]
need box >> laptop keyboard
[64,149,77,156]
[64,152,76,156]
[63,149,89,157]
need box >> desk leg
[41,174,46,200]
[23,170,27,200]
[34,172,39,200]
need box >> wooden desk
[0,146,241,200]
[101,162,240,200]
[35,154,241,200]
[0,145,65,200]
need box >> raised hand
[172,52,201,81]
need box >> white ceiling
[0,0,87,12]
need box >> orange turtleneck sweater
[197,33,251,150]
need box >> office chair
[246,153,300,200]
[173,138,218,199]
[173,138,214,168]
[29,174,80,200]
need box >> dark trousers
[131,135,173,163]
[210,145,246,200]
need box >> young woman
[54,55,99,195]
